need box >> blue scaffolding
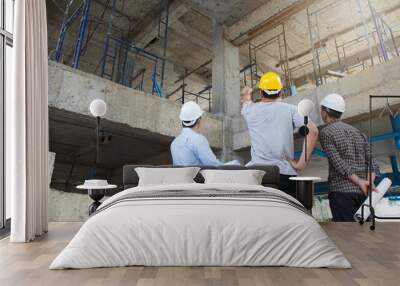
[158,0,170,90]
[53,0,169,97]
[54,0,91,69]
[98,0,170,97]
[72,0,91,68]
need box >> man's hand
[241,94,251,103]
[241,86,252,103]
[351,174,377,196]
[288,158,306,171]
[357,179,370,196]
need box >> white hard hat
[179,101,204,126]
[320,93,346,113]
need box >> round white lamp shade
[89,99,107,117]
[298,99,314,117]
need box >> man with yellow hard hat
[241,72,319,198]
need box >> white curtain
[7,0,49,242]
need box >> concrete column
[211,20,241,161]
[211,20,241,116]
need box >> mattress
[50,183,351,269]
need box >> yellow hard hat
[258,72,283,95]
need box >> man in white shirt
[241,72,318,197]
[171,101,221,166]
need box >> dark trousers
[328,192,366,222]
[279,174,297,199]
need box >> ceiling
[45,0,270,86]
[188,0,269,25]
[46,0,400,98]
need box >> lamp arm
[304,116,308,163]
[96,116,101,168]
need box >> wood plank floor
[0,222,399,286]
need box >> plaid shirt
[319,121,380,193]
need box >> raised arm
[241,86,253,103]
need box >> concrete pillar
[212,20,241,116]
[211,20,241,161]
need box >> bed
[50,165,350,269]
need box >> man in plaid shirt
[318,94,380,221]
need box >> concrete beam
[48,61,223,149]
[127,0,189,49]
[226,0,316,46]
[232,56,400,150]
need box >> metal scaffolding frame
[158,0,170,89]
[167,67,212,111]
[53,0,91,69]
[168,60,258,110]
[247,24,293,96]
[171,84,212,112]
[240,63,256,87]
[368,0,399,62]
[98,0,118,79]
[305,0,399,87]
[98,0,170,97]
[334,0,399,75]
[53,0,170,97]
[305,1,344,86]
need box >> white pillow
[200,169,266,185]
[135,167,200,186]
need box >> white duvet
[50,183,351,269]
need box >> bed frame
[123,165,280,190]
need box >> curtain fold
[8,0,49,242]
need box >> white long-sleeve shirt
[170,128,221,166]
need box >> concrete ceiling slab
[46,0,400,106]
[188,0,268,25]
[179,8,213,36]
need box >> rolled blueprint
[224,160,241,166]
[354,178,392,222]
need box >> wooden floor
[0,222,399,286]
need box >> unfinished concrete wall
[48,61,223,148]
[48,189,95,222]
[233,57,400,150]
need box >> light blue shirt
[242,101,303,175]
[170,128,221,166]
